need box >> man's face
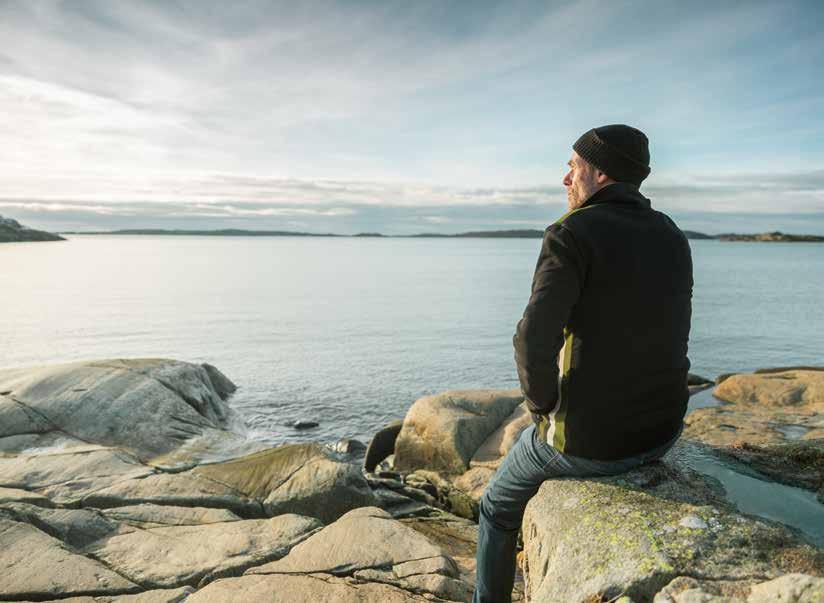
[563,152,599,211]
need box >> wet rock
[88,513,321,589]
[201,362,237,399]
[0,516,140,600]
[290,420,319,429]
[191,443,377,523]
[0,359,235,462]
[330,438,367,457]
[687,373,713,386]
[521,440,824,603]
[394,389,523,474]
[364,419,404,472]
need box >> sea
[3,235,823,447]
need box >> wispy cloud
[2,168,823,234]
[1,0,822,230]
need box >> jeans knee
[479,491,521,532]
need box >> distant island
[57,228,824,241]
[715,231,824,242]
[0,215,64,243]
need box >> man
[473,125,693,603]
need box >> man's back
[551,182,693,459]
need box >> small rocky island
[1,359,822,602]
[0,215,64,243]
[716,231,824,242]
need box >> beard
[567,176,597,211]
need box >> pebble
[678,514,709,530]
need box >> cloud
[0,0,822,215]
[2,167,823,236]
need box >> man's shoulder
[550,205,599,229]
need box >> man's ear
[595,170,612,185]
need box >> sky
[1,0,823,234]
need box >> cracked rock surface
[0,516,140,600]
[88,513,322,589]
[3,359,821,602]
[0,359,468,602]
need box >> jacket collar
[581,182,651,209]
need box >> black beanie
[572,124,651,186]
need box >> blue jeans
[473,424,681,603]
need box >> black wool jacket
[514,182,693,460]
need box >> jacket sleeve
[513,223,585,423]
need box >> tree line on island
[2,214,823,243]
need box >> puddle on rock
[773,424,811,440]
[687,388,724,412]
[683,446,824,547]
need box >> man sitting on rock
[474,125,693,602]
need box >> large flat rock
[192,443,377,523]
[187,573,435,602]
[685,370,824,447]
[715,369,824,407]
[82,472,264,518]
[0,503,127,549]
[654,572,824,602]
[88,514,322,589]
[394,389,523,474]
[521,441,824,603]
[101,503,241,528]
[0,517,140,600]
[14,587,195,602]
[0,359,235,462]
[248,507,444,575]
[0,446,154,506]
[0,486,54,507]
[245,507,472,601]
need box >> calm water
[2,235,823,446]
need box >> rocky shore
[1,359,822,602]
[0,216,64,243]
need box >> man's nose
[562,172,572,187]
